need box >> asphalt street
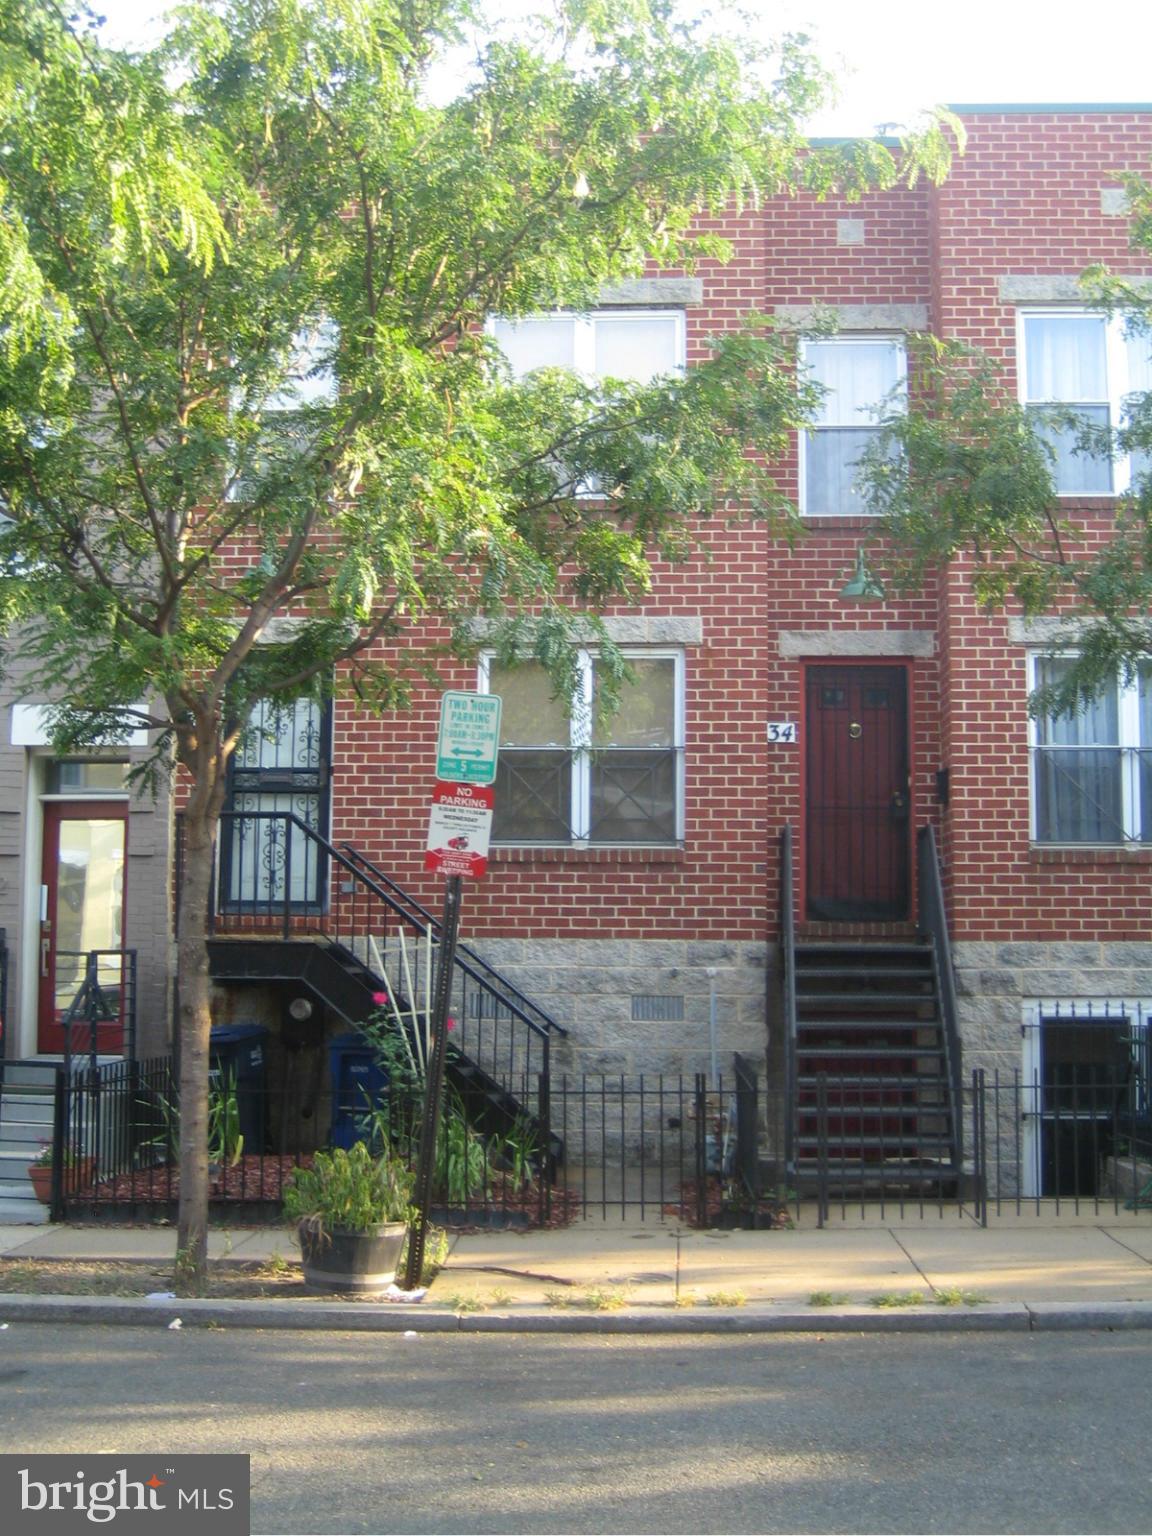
[1,1325,1148,1534]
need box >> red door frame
[38,800,128,1054]
[797,659,916,923]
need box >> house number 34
[766,722,798,744]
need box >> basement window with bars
[1030,655,1152,845]
[479,650,684,847]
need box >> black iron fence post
[816,1073,829,1229]
[537,1069,552,1225]
[50,1067,67,1222]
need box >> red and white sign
[424,780,495,878]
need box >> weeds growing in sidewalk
[809,1291,851,1307]
[870,1290,926,1308]
[934,1287,989,1307]
[703,1290,746,1307]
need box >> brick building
[4,104,1152,1198]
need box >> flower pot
[28,1157,97,1204]
[296,1221,407,1292]
[28,1165,53,1204]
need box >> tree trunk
[174,765,228,1295]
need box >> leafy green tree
[0,0,958,1290]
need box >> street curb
[3,1293,1152,1333]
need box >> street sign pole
[402,873,463,1292]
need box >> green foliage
[207,1070,244,1168]
[282,1141,416,1234]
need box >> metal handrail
[339,844,567,1039]
[916,824,964,1168]
[59,948,138,1076]
[779,825,798,1175]
[202,811,557,1050]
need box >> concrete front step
[0,1194,50,1224]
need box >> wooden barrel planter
[296,1221,407,1292]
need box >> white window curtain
[802,337,905,516]
[1022,313,1112,494]
[491,311,683,386]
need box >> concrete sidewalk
[3,1206,1152,1332]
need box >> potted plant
[27,1141,96,1203]
[282,1141,415,1292]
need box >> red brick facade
[324,108,1152,976]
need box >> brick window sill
[1029,845,1152,866]
[489,845,686,867]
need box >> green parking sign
[435,691,502,784]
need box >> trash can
[209,1023,267,1154]
[329,1033,388,1149]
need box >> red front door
[804,664,911,921]
[37,801,127,1053]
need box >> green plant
[136,1074,243,1168]
[282,1142,415,1236]
[809,1291,851,1307]
[580,1287,631,1311]
[29,1140,82,1169]
[704,1290,747,1308]
[490,1286,512,1306]
[444,1291,487,1313]
[502,1116,540,1192]
[543,1290,573,1308]
[870,1290,927,1308]
[934,1287,989,1307]
[208,1070,244,1168]
[434,1097,491,1205]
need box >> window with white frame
[1030,655,1152,844]
[800,336,906,516]
[1019,310,1152,496]
[480,651,684,846]
[490,310,685,385]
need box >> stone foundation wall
[952,940,1152,1080]
[473,937,770,1079]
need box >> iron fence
[47,1058,1152,1227]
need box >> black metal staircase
[192,812,566,1168]
[781,824,963,1197]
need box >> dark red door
[38,801,127,1053]
[805,665,910,921]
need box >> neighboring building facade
[4,107,1152,1172]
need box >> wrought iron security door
[805,664,910,921]
[222,697,332,911]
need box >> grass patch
[870,1290,927,1308]
[489,1286,513,1307]
[671,1293,697,1309]
[543,1290,572,1308]
[808,1291,851,1307]
[703,1290,746,1308]
[580,1286,631,1312]
[934,1287,990,1307]
[443,1291,487,1314]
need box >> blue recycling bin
[209,1023,267,1153]
[329,1033,389,1148]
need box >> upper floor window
[490,310,685,385]
[479,651,684,847]
[1030,655,1152,845]
[229,321,338,500]
[1019,310,1152,496]
[800,336,906,516]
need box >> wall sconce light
[838,547,885,602]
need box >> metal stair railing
[203,811,562,1096]
[338,843,567,1044]
[916,823,964,1171]
[779,825,798,1176]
